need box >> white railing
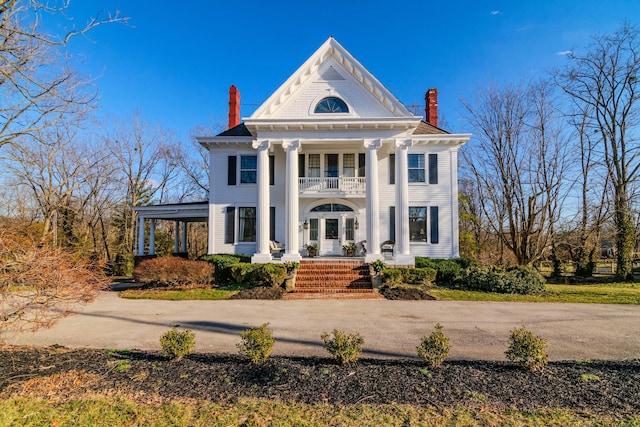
[299,177,366,194]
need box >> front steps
[283,259,384,300]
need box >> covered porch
[132,202,208,258]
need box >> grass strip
[1,396,638,427]
[430,283,640,304]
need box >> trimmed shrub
[415,257,467,285]
[230,263,260,284]
[230,263,288,288]
[417,323,450,368]
[160,328,196,361]
[403,268,437,285]
[133,257,213,288]
[251,264,288,287]
[505,326,548,372]
[199,254,249,285]
[238,323,275,364]
[381,268,404,286]
[321,329,364,365]
[381,267,436,286]
[459,266,546,295]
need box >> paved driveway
[10,291,640,361]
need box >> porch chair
[270,240,285,256]
[381,240,394,256]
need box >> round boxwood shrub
[160,328,196,361]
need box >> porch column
[450,147,460,258]
[149,219,156,255]
[395,139,415,265]
[174,221,180,253]
[282,140,302,262]
[364,139,383,263]
[181,222,187,253]
[252,140,272,263]
[137,216,145,256]
[207,150,216,254]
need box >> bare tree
[3,121,108,248]
[102,113,182,256]
[0,0,127,149]
[557,23,640,279]
[461,81,570,266]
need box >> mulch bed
[378,285,436,300]
[1,346,638,415]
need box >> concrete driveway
[10,291,640,361]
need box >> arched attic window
[314,96,349,113]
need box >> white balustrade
[298,177,366,194]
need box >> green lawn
[2,397,638,427]
[119,285,246,300]
[430,282,640,304]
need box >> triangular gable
[249,37,417,120]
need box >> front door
[322,217,341,255]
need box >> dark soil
[229,286,286,300]
[379,285,436,300]
[1,346,638,415]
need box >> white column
[174,221,180,253]
[282,140,302,262]
[451,147,460,258]
[181,222,187,253]
[395,139,415,266]
[207,148,215,254]
[364,139,383,263]
[149,219,156,255]
[252,140,272,263]
[137,216,145,256]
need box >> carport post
[149,219,156,255]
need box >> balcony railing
[299,177,366,195]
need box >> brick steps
[288,259,381,299]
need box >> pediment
[248,38,418,122]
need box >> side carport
[131,201,209,257]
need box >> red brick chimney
[228,85,240,129]
[425,88,438,127]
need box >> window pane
[308,154,320,177]
[332,204,353,212]
[408,154,424,168]
[409,206,427,242]
[238,207,256,242]
[408,154,425,183]
[343,154,355,177]
[241,171,256,183]
[345,218,354,241]
[408,169,425,183]
[310,218,318,241]
[325,219,339,239]
[311,203,332,212]
[240,155,257,184]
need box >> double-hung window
[404,153,438,184]
[409,206,428,242]
[238,207,256,242]
[240,156,257,184]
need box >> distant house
[134,37,470,265]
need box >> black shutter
[389,206,396,242]
[389,154,395,184]
[430,206,439,244]
[227,156,237,186]
[270,207,275,241]
[225,206,235,243]
[358,153,366,177]
[428,153,438,184]
[269,155,275,185]
[298,154,305,177]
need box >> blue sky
[58,0,640,139]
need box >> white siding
[271,58,393,120]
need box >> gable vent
[319,66,345,81]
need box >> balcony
[299,177,366,197]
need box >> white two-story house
[134,37,470,266]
